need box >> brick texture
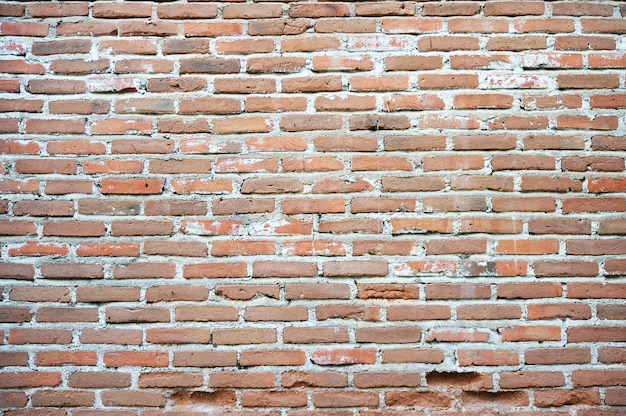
[0,0,625,414]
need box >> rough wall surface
[1,0,626,414]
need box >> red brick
[248,97,307,113]
[0,21,49,37]
[534,261,598,277]
[457,349,519,366]
[387,305,451,321]
[157,118,209,134]
[314,392,379,408]
[91,118,152,135]
[36,307,97,322]
[249,20,311,37]
[500,326,561,342]
[242,391,307,408]
[146,285,208,302]
[499,371,565,389]
[516,19,576,34]
[487,36,546,51]
[0,392,27,407]
[356,327,421,343]
[527,303,592,320]
[31,390,95,407]
[0,372,61,388]
[173,351,237,368]
[425,284,490,300]
[0,351,29,366]
[209,371,274,388]
[77,243,141,257]
[215,284,279,301]
[212,329,277,345]
[425,327,484,343]
[492,197,555,212]
[457,304,521,320]
[83,160,144,174]
[427,371,493,390]
[311,348,377,365]
[145,200,207,216]
[598,304,626,320]
[313,55,374,71]
[497,283,562,299]
[146,328,211,344]
[9,329,72,345]
[0,307,30,322]
[41,263,104,279]
[280,114,342,131]
[496,239,559,255]
[105,352,168,368]
[252,261,317,278]
[111,220,173,236]
[290,4,349,18]
[158,3,217,19]
[211,240,274,257]
[240,350,306,366]
[425,238,487,254]
[419,35,480,51]
[535,389,601,407]
[0,60,45,74]
[324,261,388,277]
[101,390,166,407]
[8,241,69,256]
[384,391,452,407]
[46,139,106,154]
[284,326,350,344]
[282,371,347,388]
[10,286,70,302]
[244,306,308,322]
[589,53,626,68]
[353,239,416,256]
[286,284,350,300]
[175,306,237,322]
[525,347,591,365]
[0,4,25,17]
[568,283,626,299]
[553,2,613,16]
[0,220,36,236]
[80,329,142,345]
[605,388,626,406]
[554,36,615,51]
[183,20,242,37]
[462,391,529,407]
[144,240,206,257]
[170,391,236,409]
[582,18,626,34]
[568,326,626,343]
[283,155,344,172]
[572,370,626,387]
[138,372,203,388]
[106,306,170,323]
[241,178,303,194]
[382,348,445,364]
[113,263,175,279]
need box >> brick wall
[1,0,625,414]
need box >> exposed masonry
[1,0,626,414]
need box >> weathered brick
[0,3,623,414]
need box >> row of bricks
[1,323,625,345]
[2,1,624,20]
[4,53,625,77]
[2,346,625,368]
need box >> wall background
[1,0,625,414]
